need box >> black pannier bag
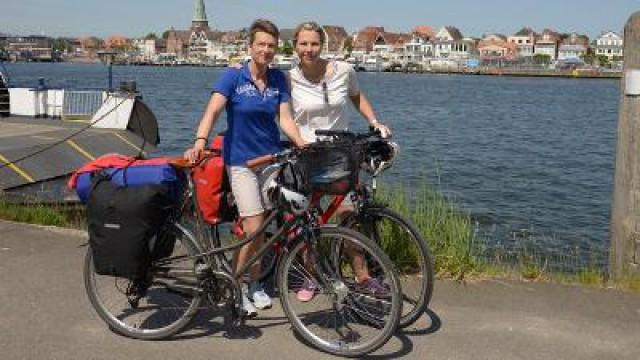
[149,230,177,261]
[87,174,174,277]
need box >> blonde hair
[293,21,326,46]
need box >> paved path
[1,220,639,360]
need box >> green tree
[533,53,551,65]
[144,33,158,40]
[596,54,610,67]
[279,41,293,55]
[162,30,171,39]
[52,38,73,54]
[581,52,596,65]
[343,37,353,56]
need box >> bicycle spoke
[278,228,401,356]
[84,231,202,339]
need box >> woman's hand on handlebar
[184,141,206,164]
[371,121,392,138]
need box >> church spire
[192,0,209,30]
[193,0,207,22]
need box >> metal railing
[62,90,105,120]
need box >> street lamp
[97,50,118,91]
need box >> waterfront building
[534,29,561,60]
[372,31,411,62]
[557,33,589,62]
[5,35,53,62]
[508,27,536,57]
[165,0,232,62]
[72,37,93,58]
[350,26,411,69]
[322,25,350,58]
[594,31,623,60]
[105,35,129,50]
[433,26,474,59]
[477,34,517,60]
[165,28,186,58]
[403,26,435,64]
[132,38,158,62]
[352,26,385,58]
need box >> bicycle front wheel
[277,226,402,357]
[348,207,434,328]
[84,224,204,340]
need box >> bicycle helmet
[266,162,310,215]
[362,140,399,175]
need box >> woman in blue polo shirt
[185,19,305,316]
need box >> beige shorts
[227,165,278,218]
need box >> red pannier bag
[192,134,237,224]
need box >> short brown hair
[293,21,326,46]
[249,19,280,44]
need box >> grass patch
[618,274,640,291]
[373,178,640,292]
[0,197,86,229]
[376,178,480,279]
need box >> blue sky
[1,0,637,38]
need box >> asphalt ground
[1,220,639,360]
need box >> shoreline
[426,68,621,79]
[5,60,622,79]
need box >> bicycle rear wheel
[84,224,204,340]
[347,207,434,328]
[277,226,401,357]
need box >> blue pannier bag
[76,164,182,203]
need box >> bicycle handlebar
[173,149,220,169]
[246,154,276,169]
[315,127,387,140]
[246,148,296,170]
[245,127,390,170]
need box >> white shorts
[227,165,278,218]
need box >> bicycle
[254,129,434,328]
[83,147,403,357]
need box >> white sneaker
[249,282,272,310]
[241,292,257,317]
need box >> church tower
[191,0,210,31]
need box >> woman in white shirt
[289,22,390,142]
[289,21,392,301]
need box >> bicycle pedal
[231,307,252,325]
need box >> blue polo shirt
[212,62,290,166]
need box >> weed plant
[0,197,85,228]
[375,177,479,279]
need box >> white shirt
[289,61,360,143]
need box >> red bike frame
[310,192,348,225]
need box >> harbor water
[3,63,620,269]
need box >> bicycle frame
[155,160,324,318]
[311,172,382,226]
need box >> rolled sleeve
[347,65,360,97]
[275,71,290,104]
[212,68,240,98]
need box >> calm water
[3,63,620,268]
